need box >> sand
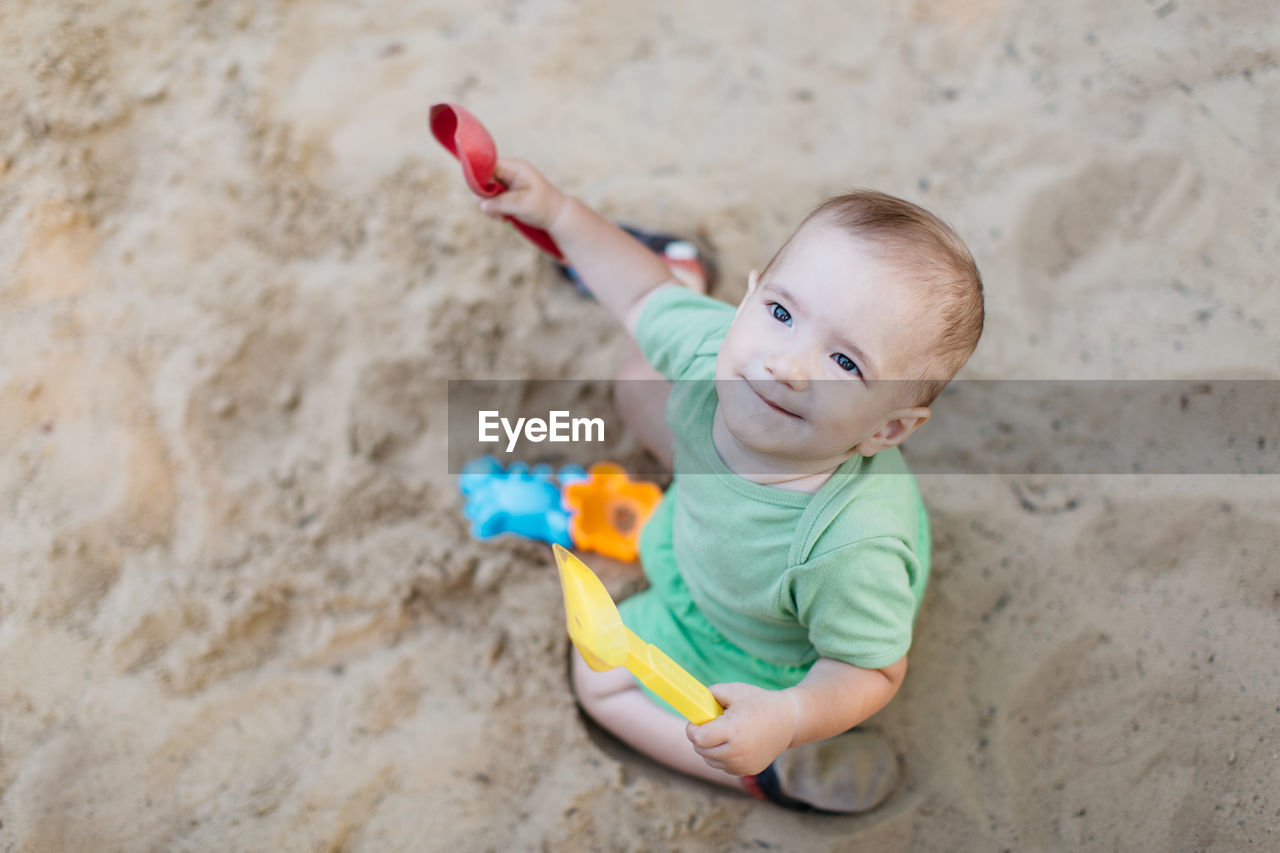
[2,1,1278,850]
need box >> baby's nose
[765,351,809,391]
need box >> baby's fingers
[694,742,754,776]
[700,756,731,773]
[690,737,730,766]
[686,720,730,750]
[491,157,518,185]
[492,157,535,190]
[476,157,562,228]
[478,196,508,218]
[479,189,529,218]
[690,739,733,762]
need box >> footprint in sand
[1015,149,1208,284]
[0,350,175,622]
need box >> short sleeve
[634,286,734,381]
[788,537,918,670]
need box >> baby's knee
[570,650,604,704]
[570,650,632,710]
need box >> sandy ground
[2,1,1278,850]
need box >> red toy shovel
[429,103,564,261]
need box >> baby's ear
[854,407,931,457]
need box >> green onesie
[618,286,931,714]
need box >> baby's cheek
[713,345,742,380]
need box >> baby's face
[715,217,929,465]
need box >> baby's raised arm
[478,158,674,336]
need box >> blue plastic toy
[459,456,588,546]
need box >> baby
[478,158,983,813]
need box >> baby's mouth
[747,381,801,419]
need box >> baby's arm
[686,655,908,777]
[477,158,675,337]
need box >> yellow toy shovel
[553,543,723,724]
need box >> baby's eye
[832,353,861,375]
[770,303,792,325]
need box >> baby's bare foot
[661,241,709,294]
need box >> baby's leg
[571,650,745,790]
[572,651,900,813]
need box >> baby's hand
[685,683,799,777]
[478,158,569,231]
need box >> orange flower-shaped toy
[563,463,663,562]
